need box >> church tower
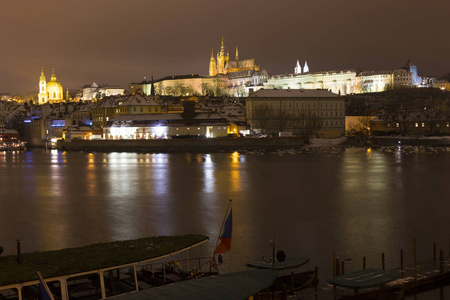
[295,60,302,74]
[209,48,217,76]
[303,61,309,73]
[216,37,229,74]
[38,67,48,105]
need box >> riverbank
[57,137,307,153]
[55,136,450,153]
[309,136,450,148]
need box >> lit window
[422,123,425,128]
[396,123,399,128]
[198,128,200,130]
[415,123,419,127]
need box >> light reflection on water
[0,149,450,286]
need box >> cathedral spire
[235,46,239,62]
[211,48,214,58]
[220,36,227,56]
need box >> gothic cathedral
[209,37,260,76]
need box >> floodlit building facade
[104,113,230,140]
[265,63,415,96]
[92,94,162,129]
[265,69,358,95]
[81,82,125,101]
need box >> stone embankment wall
[58,137,306,153]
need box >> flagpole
[211,199,232,272]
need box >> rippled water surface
[1,148,450,285]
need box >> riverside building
[245,89,345,138]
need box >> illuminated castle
[38,67,64,105]
[209,37,260,76]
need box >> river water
[1,147,450,292]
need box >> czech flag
[38,272,54,300]
[214,208,232,255]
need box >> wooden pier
[294,239,450,300]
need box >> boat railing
[0,255,215,300]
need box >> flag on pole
[214,207,232,255]
[37,272,55,300]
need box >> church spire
[38,67,48,105]
[40,67,46,81]
[295,60,302,74]
[219,36,227,56]
[235,46,239,62]
[150,73,155,96]
[51,68,57,81]
[209,48,217,76]
[303,61,309,73]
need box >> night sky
[1,0,449,94]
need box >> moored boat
[246,256,318,300]
[0,235,213,300]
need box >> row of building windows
[322,120,343,126]
[256,101,344,109]
[131,106,159,113]
[387,122,450,128]
[93,117,109,122]
[122,126,228,132]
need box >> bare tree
[251,104,276,135]
[381,90,420,136]
[422,90,448,135]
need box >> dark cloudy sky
[1,0,449,94]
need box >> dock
[295,239,450,299]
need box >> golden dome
[47,80,62,89]
[47,68,62,88]
[47,68,63,101]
